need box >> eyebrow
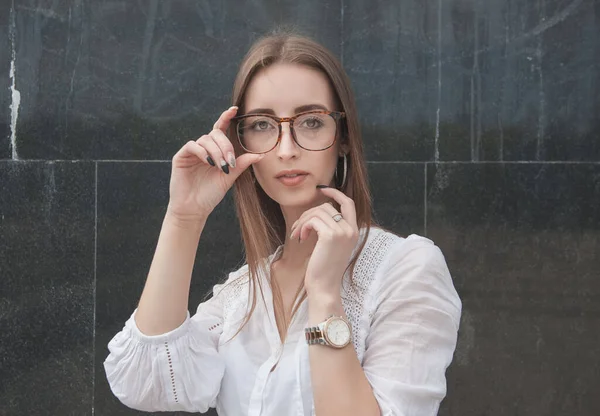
[244,104,329,116]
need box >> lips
[279,173,306,178]
[275,170,309,178]
[277,174,308,186]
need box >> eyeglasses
[231,110,346,154]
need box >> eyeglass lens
[237,113,337,153]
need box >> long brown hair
[222,29,379,343]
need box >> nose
[275,122,300,160]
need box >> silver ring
[332,214,343,222]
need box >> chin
[262,181,321,207]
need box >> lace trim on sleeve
[342,230,399,362]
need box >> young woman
[104,31,462,416]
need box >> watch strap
[304,314,338,346]
[305,326,327,345]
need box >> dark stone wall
[1,1,598,415]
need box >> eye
[252,121,269,130]
[251,120,274,131]
[299,116,324,129]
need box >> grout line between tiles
[434,0,442,162]
[366,160,600,165]
[92,162,97,416]
[423,164,428,236]
[1,159,599,164]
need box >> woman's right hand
[166,106,264,222]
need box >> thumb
[227,153,265,181]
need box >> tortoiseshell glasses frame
[231,110,346,154]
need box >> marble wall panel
[369,162,425,235]
[3,0,599,414]
[0,161,95,414]
[427,163,600,416]
[438,0,600,161]
[343,0,439,161]
[13,0,341,161]
[1,1,13,159]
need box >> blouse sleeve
[103,266,247,413]
[362,236,462,416]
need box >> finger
[319,201,342,219]
[174,140,211,165]
[290,205,320,237]
[309,209,346,236]
[197,134,228,174]
[316,203,355,234]
[299,217,332,242]
[213,106,238,133]
[210,128,236,169]
[225,152,265,181]
[290,202,334,237]
[293,207,343,242]
[317,186,357,227]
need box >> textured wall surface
[1,1,599,415]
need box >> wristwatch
[304,314,352,349]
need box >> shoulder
[368,228,462,323]
[388,232,447,268]
[361,227,456,294]
[362,227,448,272]
[211,263,250,300]
[354,226,403,267]
[356,227,440,272]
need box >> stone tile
[14,0,341,161]
[438,0,600,161]
[343,0,439,161]
[368,162,425,236]
[427,163,600,415]
[0,2,13,159]
[95,161,239,415]
[0,161,95,414]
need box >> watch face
[325,318,351,348]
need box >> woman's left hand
[289,186,359,296]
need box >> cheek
[309,152,337,180]
[326,151,339,175]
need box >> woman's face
[242,63,345,209]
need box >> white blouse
[104,227,462,415]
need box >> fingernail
[207,156,216,167]
[229,106,238,111]
[220,160,229,174]
[316,184,329,189]
[228,152,236,168]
